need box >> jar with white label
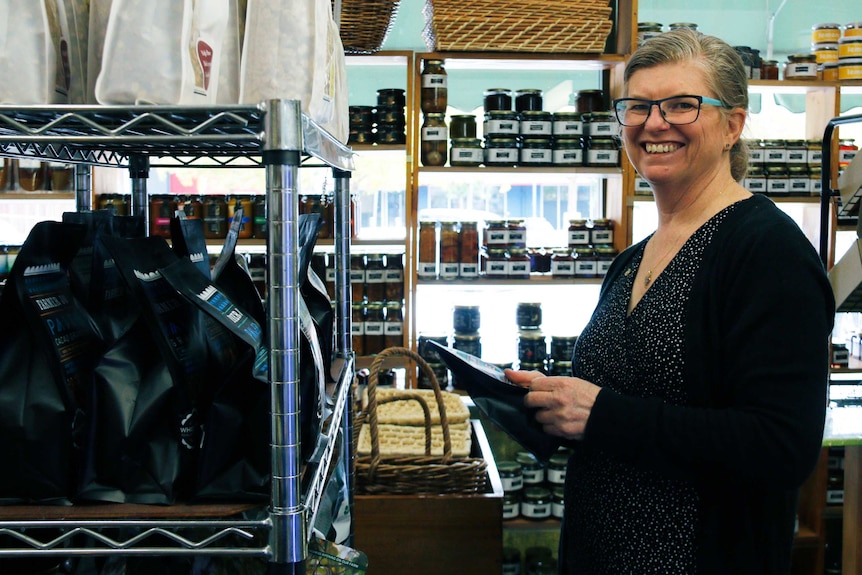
[484,110,520,137]
[502,547,521,575]
[747,139,765,165]
[551,485,565,519]
[574,247,598,278]
[634,176,653,195]
[766,165,789,196]
[520,487,552,520]
[520,137,553,166]
[502,491,520,520]
[450,138,483,167]
[807,139,823,166]
[384,302,404,349]
[484,136,520,167]
[552,137,584,166]
[420,59,447,114]
[485,220,509,250]
[519,110,552,136]
[547,452,569,485]
[784,54,818,80]
[762,140,787,165]
[516,452,545,485]
[590,218,614,246]
[785,140,807,165]
[551,249,575,278]
[497,460,524,492]
[552,112,583,136]
[508,220,527,250]
[744,166,767,194]
[810,165,822,196]
[421,113,448,167]
[508,249,531,279]
[485,249,509,279]
[788,166,810,196]
[584,111,618,137]
[585,137,620,167]
[568,219,590,248]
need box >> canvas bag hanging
[94,0,228,105]
[0,1,62,103]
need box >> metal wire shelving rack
[0,100,356,574]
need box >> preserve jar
[552,111,583,136]
[439,221,460,280]
[784,54,818,80]
[483,88,513,112]
[550,335,578,361]
[518,330,547,364]
[766,165,789,195]
[497,460,524,492]
[575,89,605,114]
[364,302,385,355]
[484,110,520,136]
[669,22,698,31]
[484,220,509,250]
[484,136,519,167]
[809,165,823,196]
[788,166,810,196]
[744,166,767,194]
[550,359,573,376]
[516,302,543,330]
[149,195,178,238]
[49,162,74,191]
[547,452,569,485]
[846,22,862,38]
[596,245,619,276]
[485,248,509,279]
[502,492,520,520]
[449,138,483,167]
[376,122,407,145]
[520,137,553,166]
[384,253,405,301]
[812,23,842,44]
[531,248,552,274]
[551,249,575,278]
[203,194,228,239]
[420,59,447,114]
[552,137,584,165]
[418,221,438,279]
[514,89,543,112]
[821,62,839,82]
[517,451,545,485]
[584,111,618,138]
[364,254,386,301]
[762,139,787,164]
[453,332,481,358]
[551,485,565,519]
[508,248,531,279]
[17,159,46,191]
[384,301,404,349]
[785,139,807,164]
[453,305,481,334]
[228,195,255,239]
[449,114,477,139]
[814,43,840,64]
[418,334,449,364]
[568,219,590,247]
[590,218,614,245]
[421,113,448,167]
[585,137,620,166]
[574,247,598,278]
[507,220,527,250]
[747,139,765,164]
[350,254,366,302]
[637,21,663,44]
[520,487,552,520]
[760,59,779,80]
[459,221,480,279]
[519,110,552,136]
[376,88,406,108]
[502,548,521,574]
[251,194,266,238]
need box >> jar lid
[812,43,839,50]
[425,112,446,118]
[576,89,604,96]
[454,332,481,341]
[788,53,816,62]
[586,111,614,120]
[596,246,618,254]
[516,88,543,95]
[377,88,405,95]
[385,301,402,309]
[485,110,519,118]
[497,460,522,474]
[638,21,663,29]
[813,22,841,30]
[519,330,545,339]
[523,486,550,500]
[520,110,552,118]
[424,58,445,65]
[846,22,862,30]
[484,87,512,95]
[451,114,476,120]
[551,334,578,340]
[761,59,779,65]
[450,137,482,145]
[669,22,698,29]
[553,111,583,119]
[516,452,540,465]
[548,452,569,466]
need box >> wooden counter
[353,419,504,575]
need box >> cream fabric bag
[0,1,60,103]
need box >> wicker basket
[422,0,614,54]
[335,0,401,54]
[354,347,489,495]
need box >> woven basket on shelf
[354,347,489,495]
[422,0,614,54]
[335,0,401,54]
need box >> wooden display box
[353,420,504,575]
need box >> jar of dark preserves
[453,305,481,334]
[516,452,545,485]
[547,451,568,484]
[483,110,520,137]
[253,195,267,238]
[596,245,619,276]
[420,59,447,114]
[384,253,405,301]
[421,113,448,167]
[552,112,583,137]
[584,112,618,138]
[459,221,480,279]
[485,220,508,250]
[418,221,438,280]
[228,195,254,239]
[453,332,482,358]
[760,59,779,80]
[568,219,590,248]
[766,165,789,196]
[351,302,365,356]
[203,195,228,239]
[574,247,598,278]
[508,248,531,279]
[450,138,483,167]
[364,254,386,301]
[497,460,524,492]
[364,302,386,355]
[384,301,404,349]
[350,254,366,303]
[483,88,512,112]
[788,165,810,196]
[484,136,519,167]
[376,88,406,108]
[518,330,547,364]
[449,114,477,139]
[516,302,542,330]
[552,137,584,166]
[585,137,620,167]
[439,221,460,280]
[550,335,578,362]
[485,248,509,279]
[520,487,551,521]
[507,220,527,250]
[575,89,605,114]
[520,137,553,167]
[150,194,177,238]
[181,194,204,220]
[519,110,552,137]
[590,218,614,246]
[551,249,575,278]
[515,89,543,112]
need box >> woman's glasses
[612,95,726,127]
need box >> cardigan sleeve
[583,199,835,490]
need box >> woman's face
[620,60,742,192]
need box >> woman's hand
[505,369,601,441]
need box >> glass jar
[568,219,590,248]
[385,253,405,301]
[0,158,10,190]
[516,451,545,485]
[784,54,818,80]
[484,136,519,167]
[203,194,228,239]
[809,165,823,196]
[253,194,267,238]
[497,460,524,492]
[807,139,824,166]
[590,218,614,246]
[514,89,543,112]
[812,23,842,44]
[518,330,547,364]
[351,302,365,356]
[228,195,254,239]
[519,110,553,137]
[575,89,605,114]
[376,88,406,108]
[516,302,543,330]
[766,165,789,196]
[547,452,569,485]
[449,138,483,167]
[551,249,575,278]
[384,301,404,349]
[439,221,460,280]
[502,548,521,575]
[574,247,598,278]
[585,137,620,167]
[584,111,618,138]
[550,335,578,362]
[502,492,520,521]
[421,113,448,167]
[459,221,480,279]
[484,220,509,250]
[375,104,405,125]
[418,334,449,364]
[669,22,698,31]
[744,166,767,194]
[531,248,552,274]
[637,21,663,44]
[551,485,565,519]
[350,254,366,303]
[179,195,203,219]
[484,110,520,137]
[485,248,509,279]
[418,221,438,279]
[788,165,810,196]
[420,59,447,114]
[520,137,553,167]
[520,487,552,520]
[550,359,573,376]
[449,114,477,139]
[49,162,74,191]
[760,59,779,80]
[507,220,527,250]
[483,88,512,112]
[785,140,807,164]
[508,248,531,279]
[364,302,385,355]
[552,112,583,137]
[453,305,481,334]
[596,245,619,276]
[763,139,787,164]
[552,137,584,166]
[17,159,46,191]
[364,254,386,302]
[149,194,177,238]
[453,332,482,359]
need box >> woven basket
[335,0,401,54]
[422,0,614,54]
[354,347,489,495]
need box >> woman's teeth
[645,143,679,154]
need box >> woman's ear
[726,106,747,145]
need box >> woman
[507,30,835,574]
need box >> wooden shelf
[0,192,74,200]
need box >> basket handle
[367,347,453,464]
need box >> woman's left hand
[506,369,601,441]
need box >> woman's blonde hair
[624,29,749,181]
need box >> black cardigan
[580,194,835,574]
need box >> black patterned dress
[561,203,739,575]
